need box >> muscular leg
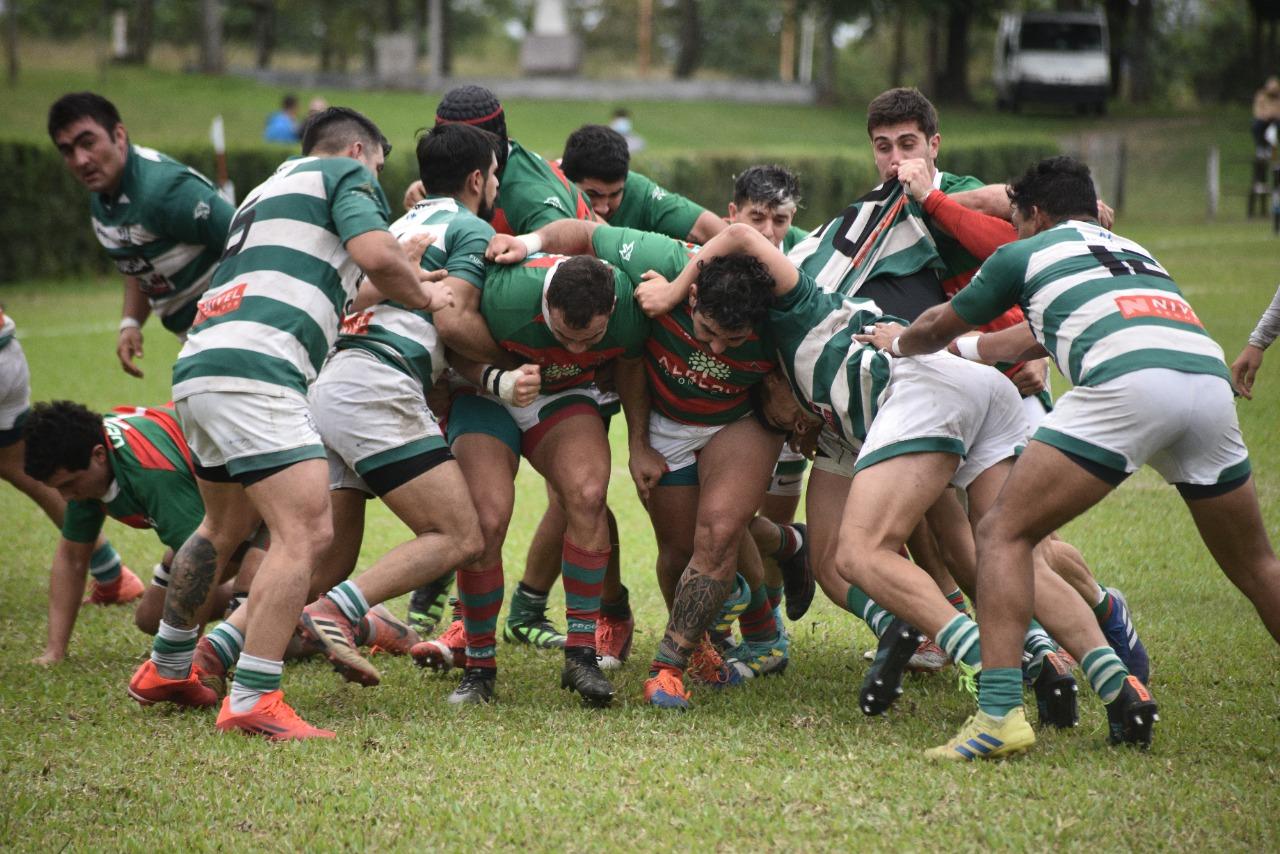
[309,488,368,599]
[646,482,698,609]
[1183,477,1280,643]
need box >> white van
[994,10,1110,114]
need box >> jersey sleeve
[937,171,987,194]
[61,499,106,544]
[949,243,1027,326]
[517,193,577,232]
[442,218,494,290]
[922,189,1016,263]
[158,169,236,251]
[591,225,694,282]
[328,160,392,244]
[624,172,706,240]
[608,271,651,358]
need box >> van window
[1020,22,1103,52]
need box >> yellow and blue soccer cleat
[925,707,1036,761]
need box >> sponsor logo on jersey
[193,283,248,325]
[619,241,635,262]
[687,350,731,381]
[542,363,584,381]
[1114,295,1202,326]
[650,187,668,201]
[193,200,211,220]
[543,196,568,213]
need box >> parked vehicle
[994,10,1110,114]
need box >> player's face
[547,306,611,354]
[53,117,129,194]
[728,200,796,248]
[477,154,500,222]
[690,307,751,355]
[760,370,814,433]
[869,121,939,182]
[578,177,626,221]
[44,447,112,503]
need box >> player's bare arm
[37,538,96,665]
[486,218,601,265]
[347,229,453,312]
[117,276,151,378]
[449,349,541,407]
[857,301,975,355]
[613,355,664,503]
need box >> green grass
[3,52,1280,850]
[2,220,1279,849]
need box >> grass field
[3,49,1280,850]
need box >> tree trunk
[128,0,154,65]
[1128,0,1153,103]
[815,1,837,104]
[889,4,907,88]
[674,0,701,79]
[252,0,276,70]
[385,0,402,31]
[924,17,940,98]
[5,0,17,86]
[637,0,653,76]
[936,4,971,103]
[199,0,224,74]
[440,0,452,76]
[1104,0,1129,97]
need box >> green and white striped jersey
[785,180,943,298]
[0,306,13,350]
[335,196,494,389]
[89,145,234,332]
[769,271,894,445]
[172,156,392,401]
[950,220,1229,388]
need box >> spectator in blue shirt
[263,94,300,143]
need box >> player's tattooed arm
[163,534,218,628]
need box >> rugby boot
[711,574,751,638]
[561,647,616,707]
[299,598,381,687]
[727,628,790,680]
[1106,675,1159,748]
[908,639,950,673]
[215,691,334,740]
[687,635,744,687]
[1032,651,1079,728]
[360,604,421,655]
[644,668,691,710]
[448,667,497,705]
[925,707,1036,761]
[859,618,925,716]
[192,636,228,699]
[503,616,567,649]
[85,566,145,605]
[778,522,815,621]
[1098,587,1150,684]
[127,660,220,708]
[407,573,454,637]
[595,610,635,670]
[410,618,466,672]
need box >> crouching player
[874,156,1280,757]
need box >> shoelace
[956,662,980,698]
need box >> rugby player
[127,107,451,740]
[642,223,1149,751]
[0,310,138,662]
[297,123,533,689]
[871,156,1280,757]
[48,93,234,378]
[559,123,726,243]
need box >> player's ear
[91,444,109,465]
[727,202,738,219]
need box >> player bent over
[643,223,1150,755]
[878,156,1280,757]
[128,107,451,740]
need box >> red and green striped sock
[765,584,784,612]
[945,588,967,613]
[740,583,779,645]
[459,562,503,669]
[563,540,609,651]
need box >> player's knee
[692,518,743,573]
[559,476,608,520]
[454,514,485,567]
[134,593,161,635]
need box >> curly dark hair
[560,124,630,184]
[547,256,616,329]
[22,400,106,482]
[1007,156,1098,222]
[732,164,801,210]
[693,252,774,332]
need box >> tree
[6,0,18,85]
[934,2,971,103]
[673,0,701,79]
[249,0,276,70]
[198,0,224,73]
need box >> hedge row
[0,138,1055,284]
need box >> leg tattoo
[163,534,219,629]
[658,567,732,670]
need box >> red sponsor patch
[340,311,373,336]
[193,283,248,325]
[1114,295,1202,327]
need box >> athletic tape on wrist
[517,233,542,256]
[119,316,141,332]
[955,336,983,361]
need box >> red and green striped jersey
[480,254,649,393]
[172,156,391,401]
[61,405,204,552]
[492,140,594,236]
[609,171,708,240]
[591,226,775,425]
[89,145,234,333]
[336,196,492,388]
